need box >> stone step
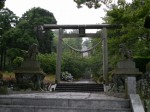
[55,89,104,92]
[55,83,104,92]
[0,97,130,109]
[0,92,132,112]
[56,83,103,86]
[0,105,131,112]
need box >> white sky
[4,0,132,33]
[5,0,106,24]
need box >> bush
[62,52,88,79]
[133,57,150,73]
[88,54,103,82]
[38,53,56,74]
[13,57,24,68]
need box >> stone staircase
[0,94,131,112]
[55,83,104,92]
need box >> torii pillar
[55,28,63,83]
[102,28,108,84]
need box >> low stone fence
[144,100,150,112]
[127,77,145,112]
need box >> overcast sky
[5,0,107,24]
[5,0,132,33]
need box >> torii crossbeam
[43,24,119,29]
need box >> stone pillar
[56,28,63,83]
[127,77,136,95]
[102,27,108,84]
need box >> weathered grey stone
[104,85,110,92]
[127,77,136,94]
[14,43,46,90]
[113,44,142,76]
[113,59,143,75]
[0,105,131,112]
[0,105,34,112]
[117,60,135,68]
[0,98,12,105]
[111,58,143,93]
[11,106,34,112]
[0,97,130,108]
[119,43,132,60]
[0,92,132,112]
[129,94,145,112]
[0,106,11,112]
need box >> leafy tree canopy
[74,0,126,8]
[1,7,57,70]
[21,7,57,26]
[20,7,57,53]
[0,7,18,70]
[86,0,150,76]
[3,7,57,53]
[99,0,150,71]
[0,0,5,9]
[63,30,83,52]
[0,8,18,34]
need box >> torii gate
[42,24,119,84]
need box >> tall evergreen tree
[19,7,57,53]
[0,0,6,9]
[0,8,18,70]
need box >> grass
[1,71,55,83]
[2,71,15,80]
[44,74,55,83]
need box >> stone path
[61,79,96,84]
[0,92,125,100]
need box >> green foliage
[0,8,19,70]
[63,30,83,53]
[74,0,113,8]
[7,48,21,61]
[74,0,128,9]
[102,0,150,71]
[82,38,91,48]
[89,53,102,76]
[1,7,57,70]
[4,27,37,49]
[63,38,82,52]
[82,37,103,82]
[62,52,88,79]
[38,53,56,74]
[19,7,57,53]
[2,7,57,54]
[12,57,24,68]
[0,8,18,33]
[38,51,91,80]
[22,7,57,25]
[0,1,5,9]
[133,57,150,73]
[145,100,150,112]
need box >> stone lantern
[14,43,46,90]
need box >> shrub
[133,57,150,73]
[62,52,88,79]
[38,53,56,74]
[13,57,24,68]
